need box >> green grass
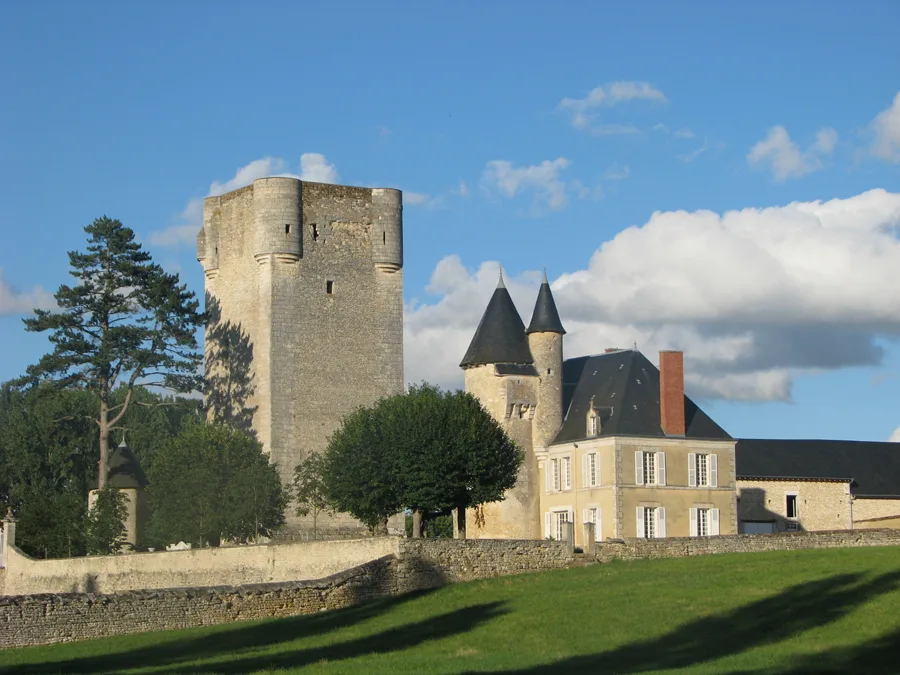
[2,547,900,674]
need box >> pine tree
[21,216,204,489]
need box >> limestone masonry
[198,178,404,534]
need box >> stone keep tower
[198,177,404,534]
[460,272,565,539]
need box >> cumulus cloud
[0,269,55,316]
[149,153,339,247]
[482,158,572,211]
[747,125,838,181]
[890,426,900,442]
[869,91,900,162]
[558,81,666,135]
[673,128,695,139]
[404,189,900,402]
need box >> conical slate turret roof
[91,440,150,490]
[526,270,566,335]
[460,273,534,367]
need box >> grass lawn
[2,546,899,674]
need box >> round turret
[371,188,403,272]
[252,177,302,263]
[198,197,221,279]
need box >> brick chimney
[659,350,685,436]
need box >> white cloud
[890,425,900,442]
[404,189,900,402]
[674,128,695,139]
[558,81,666,135]
[0,269,55,316]
[481,158,572,211]
[603,163,631,180]
[149,153,339,248]
[869,91,900,163]
[747,125,838,181]
[298,153,339,183]
[404,192,432,206]
[678,137,725,163]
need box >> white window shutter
[690,507,698,537]
[688,453,696,488]
[657,452,666,486]
[582,508,589,524]
[710,454,718,488]
[596,508,602,541]
[658,507,667,538]
[635,451,644,485]
[564,458,571,490]
[545,462,552,492]
[582,454,588,488]
[544,512,552,538]
[568,507,575,524]
[595,454,601,486]
[636,507,645,538]
[710,508,720,535]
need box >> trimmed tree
[293,452,331,539]
[21,216,204,489]
[321,406,403,533]
[148,422,288,547]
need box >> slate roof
[526,274,566,335]
[460,276,534,367]
[735,439,900,497]
[90,440,150,490]
[553,349,732,444]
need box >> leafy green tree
[148,422,288,547]
[85,485,128,554]
[21,216,204,489]
[322,406,403,533]
[293,452,331,539]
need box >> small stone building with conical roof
[88,440,150,551]
[461,272,738,544]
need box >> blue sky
[1,1,899,442]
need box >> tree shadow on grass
[5,589,442,675]
[456,570,900,675]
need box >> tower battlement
[199,177,405,536]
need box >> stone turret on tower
[527,270,565,449]
[460,271,541,539]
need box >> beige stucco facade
[736,479,853,532]
[852,497,900,529]
[538,436,738,547]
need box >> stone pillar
[565,521,575,553]
[583,522,596,555]
[3,507,16,549]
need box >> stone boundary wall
[592,528,900,562]
[1,536,399,596]
[3,530,899,649]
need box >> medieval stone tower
[460,271,565,539]
[197,177,404,535]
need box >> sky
[1,1,899,443]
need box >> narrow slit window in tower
[285,224,291,234]
[383,231,386,245]
[312,223,319,241]
[326,280,334,296]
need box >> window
[635,450,666,486]
[688,453,718,487]
[383,230,386,245]
[285,223,291,234]
[690,507,720,536]
[312,223,319,241]
[588,413,600,436]
[547,456,571,492]
[786,494,799,519]
[636,506,666,538]
[517,404,526,419]
[583,507,602,541]
[554,510,570,541]
[582,452,599,487]
[326,280,335,295]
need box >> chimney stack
[659,350,685,436]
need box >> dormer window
[587,403,601,437]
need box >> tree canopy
[147,421,289,547]
[21,216,204,489]
[319,383,523,538]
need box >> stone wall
[3,532,899,650]
[852,497,900,529]
[591,528,900,562]
[2,536,399,596]
[736,479,853,532]
[0,539,571,649]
